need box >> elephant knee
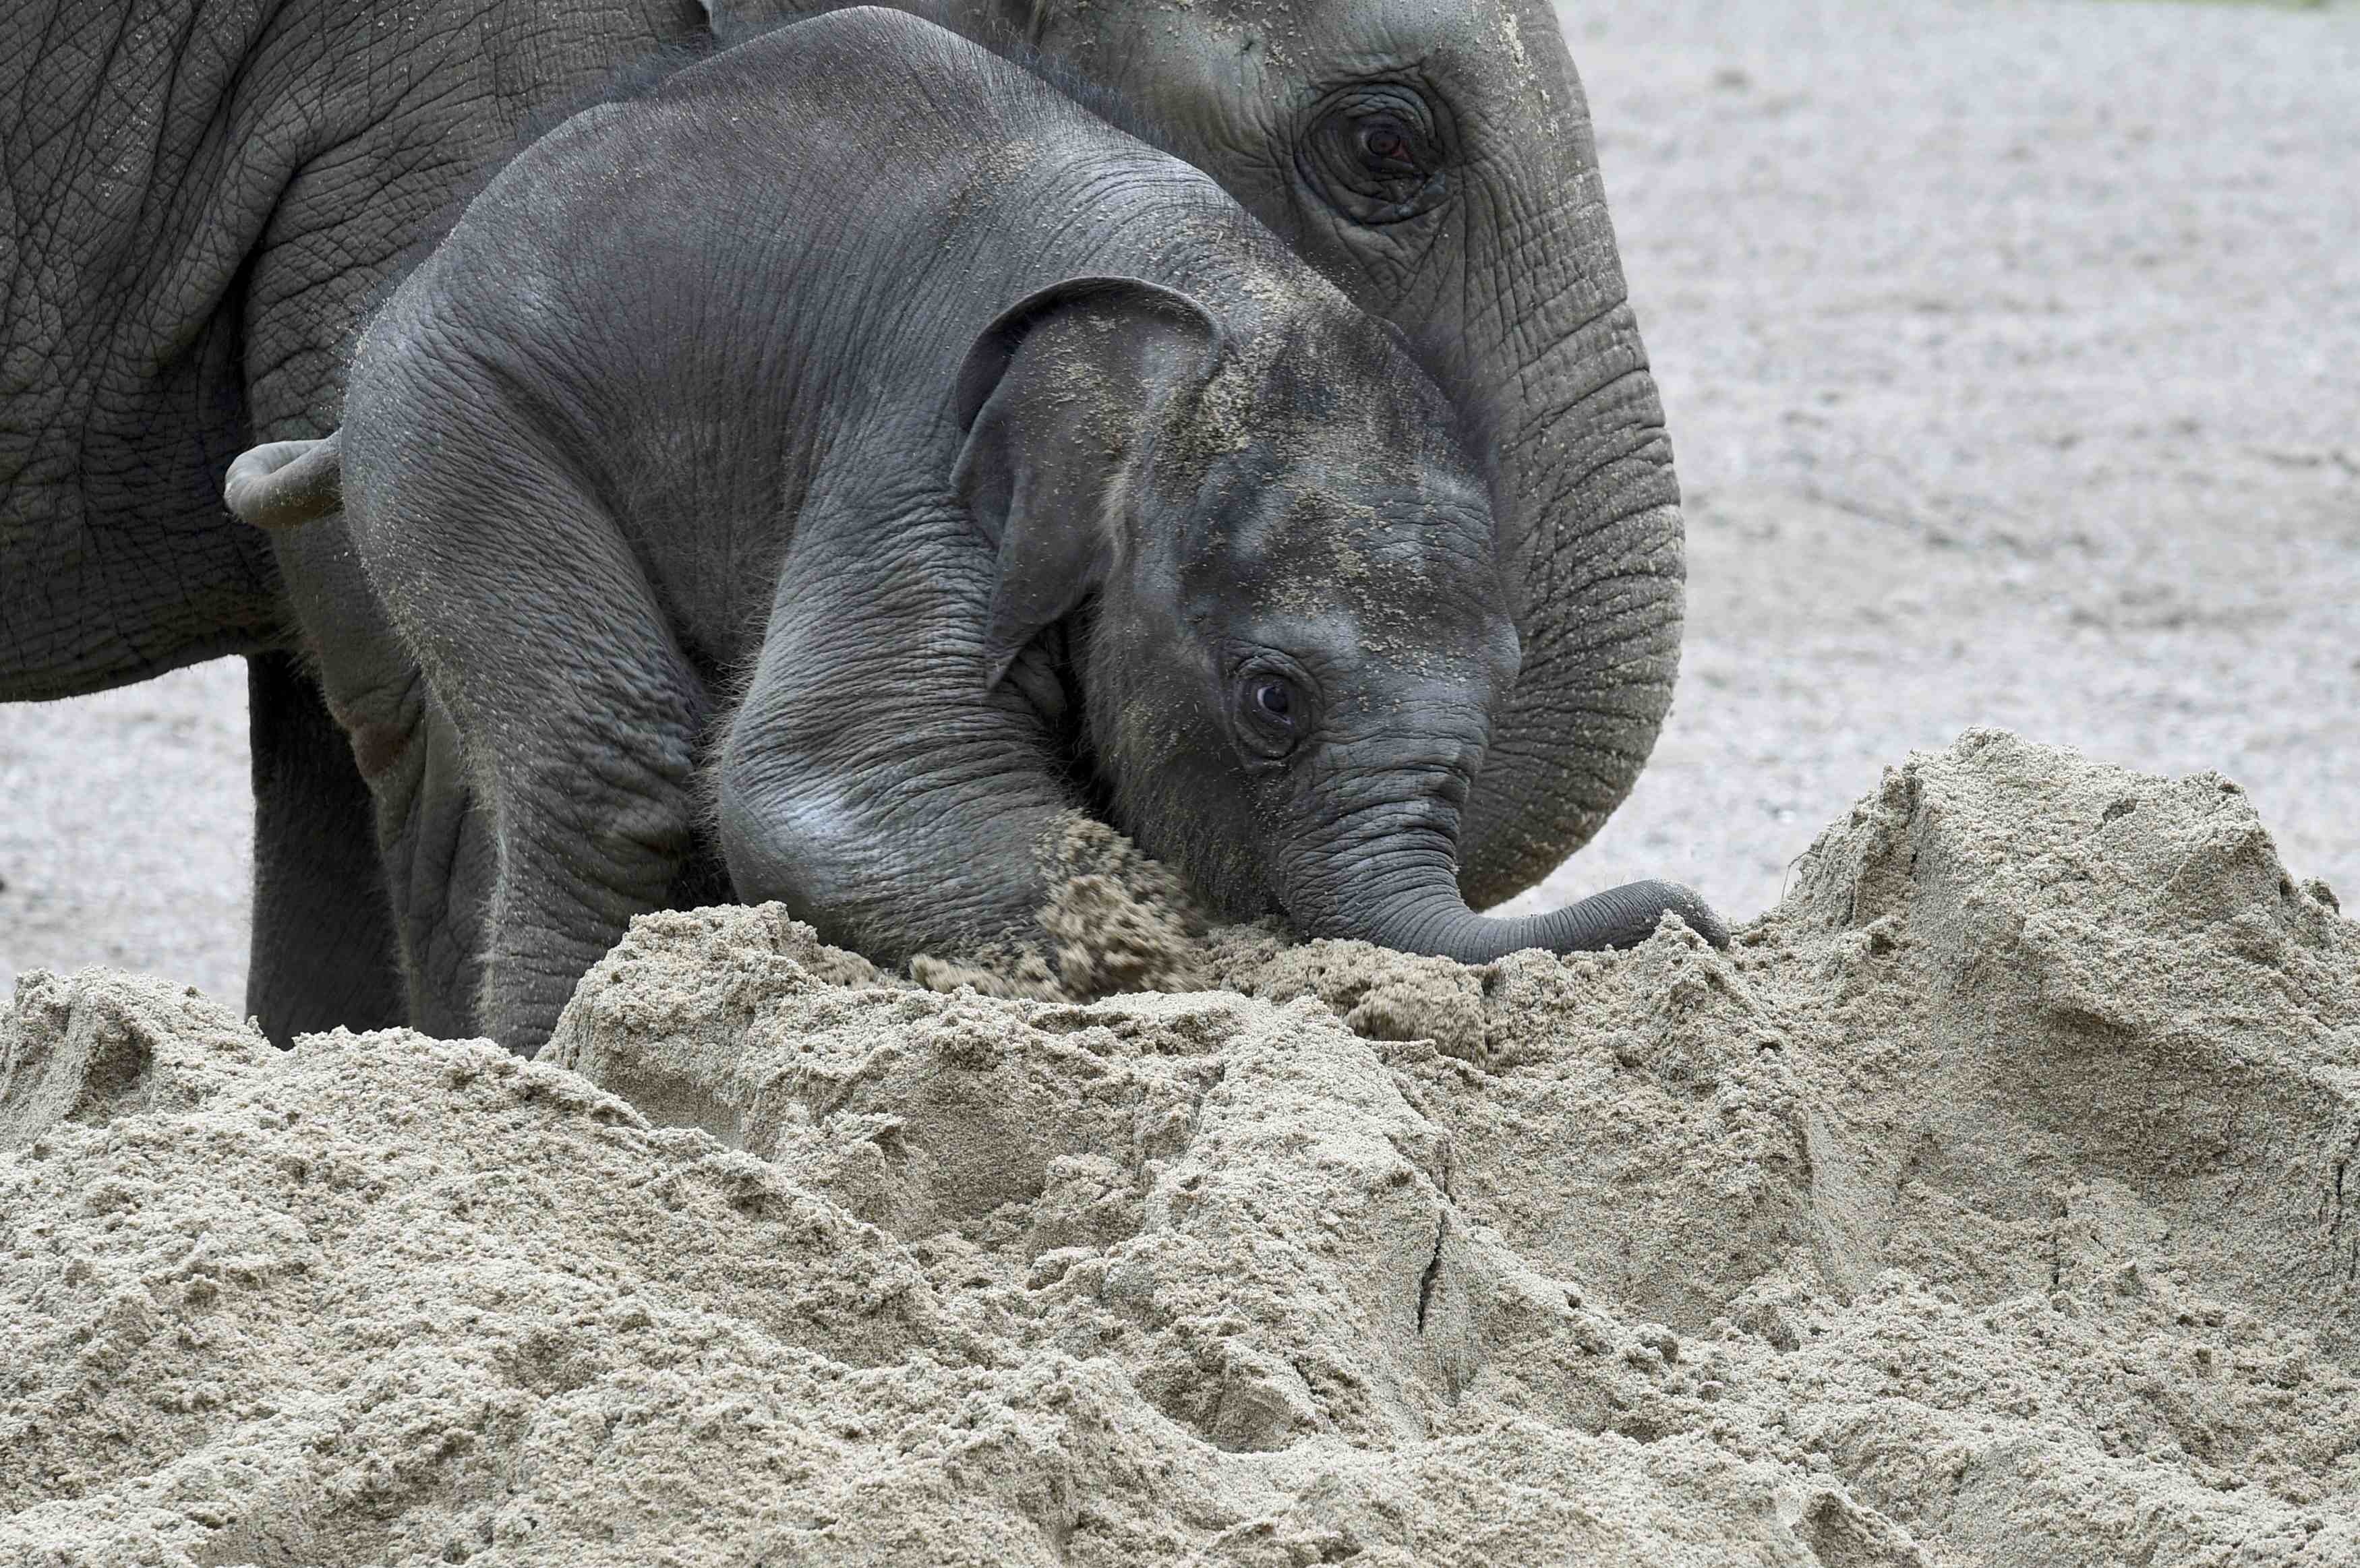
[713,761,800,909]
[492,734,703,916]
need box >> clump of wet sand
[908,813,1211,1002]
[5,730,2357,1565]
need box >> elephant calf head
[943,274,1722,963]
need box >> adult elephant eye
[1357,118,1415,173]
[1300,84,1450,226]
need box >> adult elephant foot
[244,651,406,1044]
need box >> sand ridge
[4,731,2357,1564]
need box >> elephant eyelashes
[1301,84,1449,226]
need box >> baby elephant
[227,7,1723,1053]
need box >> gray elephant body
[235,10,1715,1053]
[7,0,1684,1040]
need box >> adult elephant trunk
[1452,294,1685,911]
[1408,7,1686,913]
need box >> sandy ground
[0,662,249,1000]
[2,0,2355,1000]
[7,731,2356,1563]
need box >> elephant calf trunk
[225,431,344,529]
[1307,869,1728,967]
[1471,878,1730,955]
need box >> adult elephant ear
[950,276,1222,689]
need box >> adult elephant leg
[244,650,407,1042]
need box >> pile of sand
[5,731,2356,1565]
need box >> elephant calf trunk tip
[1558,878,1731,951]
[224,431,343,529]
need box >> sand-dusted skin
[5,731,2355,1564]
[221,9,1717,1056]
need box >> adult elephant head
[721,0,1686,905]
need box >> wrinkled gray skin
[229,12,1719,1054]
[1,0,709,1039]
[5,0,1680,1039]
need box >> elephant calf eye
[1234,668,1309,760]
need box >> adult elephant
[3,0,713,1039]
[1,0,1683,1033]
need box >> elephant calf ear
[951,276,1221,689]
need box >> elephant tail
[225,430,344,529]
